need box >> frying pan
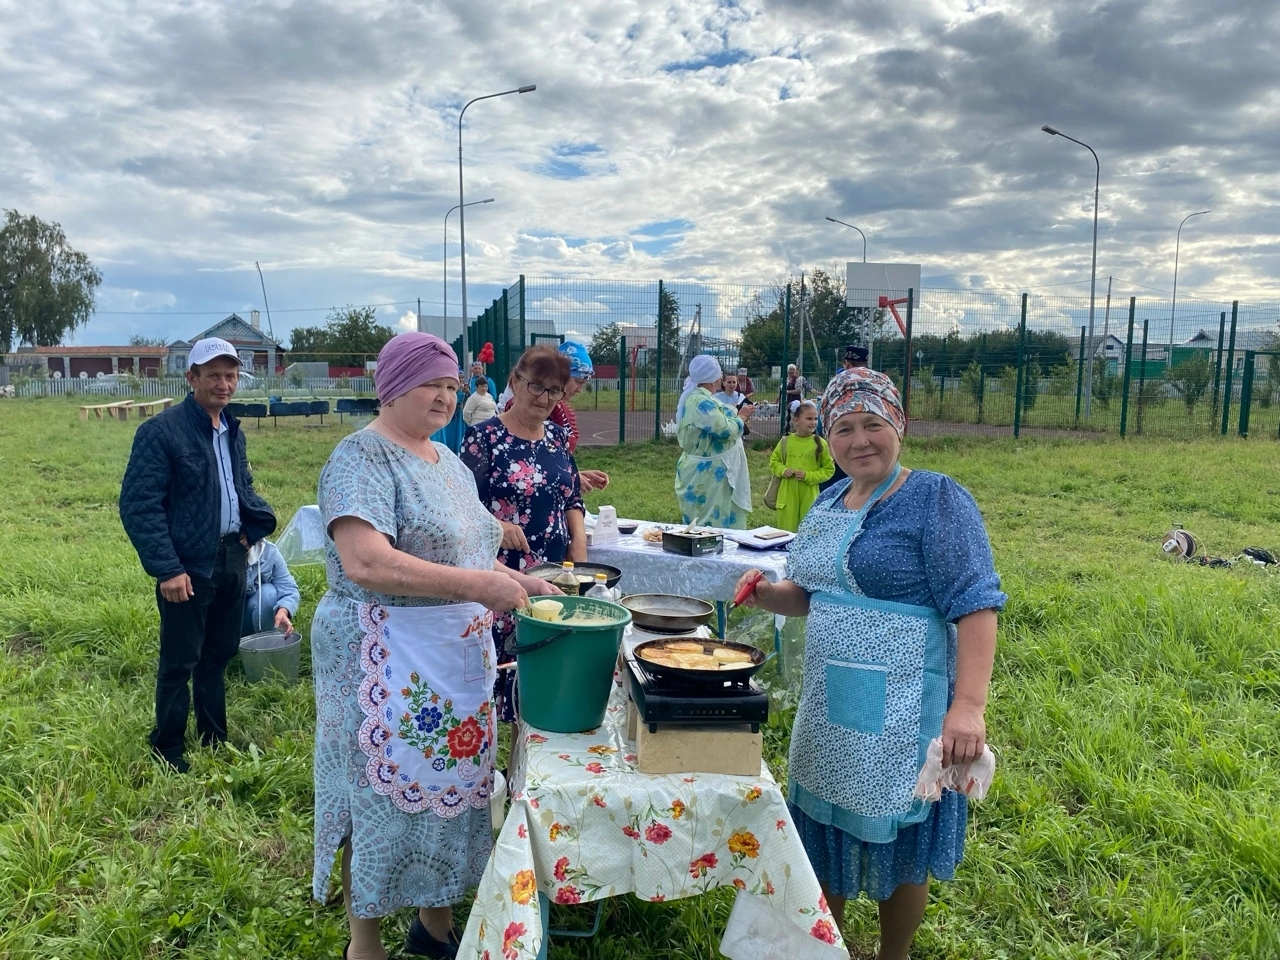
[631,637,771,686]
[526,561,623,596]
[620,593,715,633]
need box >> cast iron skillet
[631,637,769,686]
[620,593,715,633]
[525,561,623,596]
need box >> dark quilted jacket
[120,394,277,581]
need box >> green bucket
[510,596,632,733]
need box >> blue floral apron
[786,466,952,844]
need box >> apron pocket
[824,660,888,734]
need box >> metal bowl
[619,593,715,632]
[526,561,623,596]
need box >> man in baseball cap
[186,336,242,369]
[121,334,275,773]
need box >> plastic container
[239,629,302,683]
[586,573,614,599]
[510,596,632,732]
[551,561,580,592]
[490,770,507,834]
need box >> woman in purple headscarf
[733,368,1006,960]
[310,333,559,960]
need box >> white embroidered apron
[355,600,497,818]
[786,466,952,844]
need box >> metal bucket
[239,629,302,683]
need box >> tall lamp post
[1042,124,1100,422]
[826,216,870,361]
[443,198,494,343]
[458,84,536,365]
[825,217,867,262]
[1168,210,1210,368]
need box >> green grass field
[1,397,1278,960]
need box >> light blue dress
[785,470,1006,900]
[310,429,502,918]
[674,387,749,529]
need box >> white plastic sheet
[275,504,327,566]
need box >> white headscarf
[677,355,724,420]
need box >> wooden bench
[129,398,173,418]
[79,400,133,421]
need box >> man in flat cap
[120,337,277,773]
[841,344,869,369]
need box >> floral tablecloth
[457,679,844,959]
[587,521,791,602]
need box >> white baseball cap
[187,337,242,370]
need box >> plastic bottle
[586,572,614,599]
[552,561,581,593]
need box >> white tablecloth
[456,679,845,959]
[587,523,790,602]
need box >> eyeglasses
[572,375,591,386]
[515,373,565,400]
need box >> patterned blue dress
[310,429,502,918]
[786,470,1006,900]
[459,416,584,720]
[674,388,750,529]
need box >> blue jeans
[242,583,286,635]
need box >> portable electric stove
[625,649,770,734]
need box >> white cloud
[531,297,610,314]
[1,0,1277,348]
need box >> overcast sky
[3,0,1278,348]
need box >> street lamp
[1168,210,1210,368]
[443,198,494,344]
[1042,124,1100,422]
[827,216,871,361]
[825,217,867,262]
[458,84,536,364]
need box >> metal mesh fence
[460,275,1280,444]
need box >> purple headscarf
[374,332,460,405]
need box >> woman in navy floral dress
[460,346,586,720]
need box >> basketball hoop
[877,295,910,337]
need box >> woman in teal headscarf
[673,355,754,529]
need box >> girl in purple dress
[460,346,586,720]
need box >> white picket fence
[14,376,377,399]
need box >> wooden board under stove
[625,702,763,776]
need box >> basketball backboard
[846,263,922,311]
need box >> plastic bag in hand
[912,737,996,802]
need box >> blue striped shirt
[212,415,240,535]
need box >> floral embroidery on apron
[356,601,497,817]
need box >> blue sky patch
[663,47,753,73]
[636,218,694,237]
[634,236,682,256]
[536,142,611,180]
